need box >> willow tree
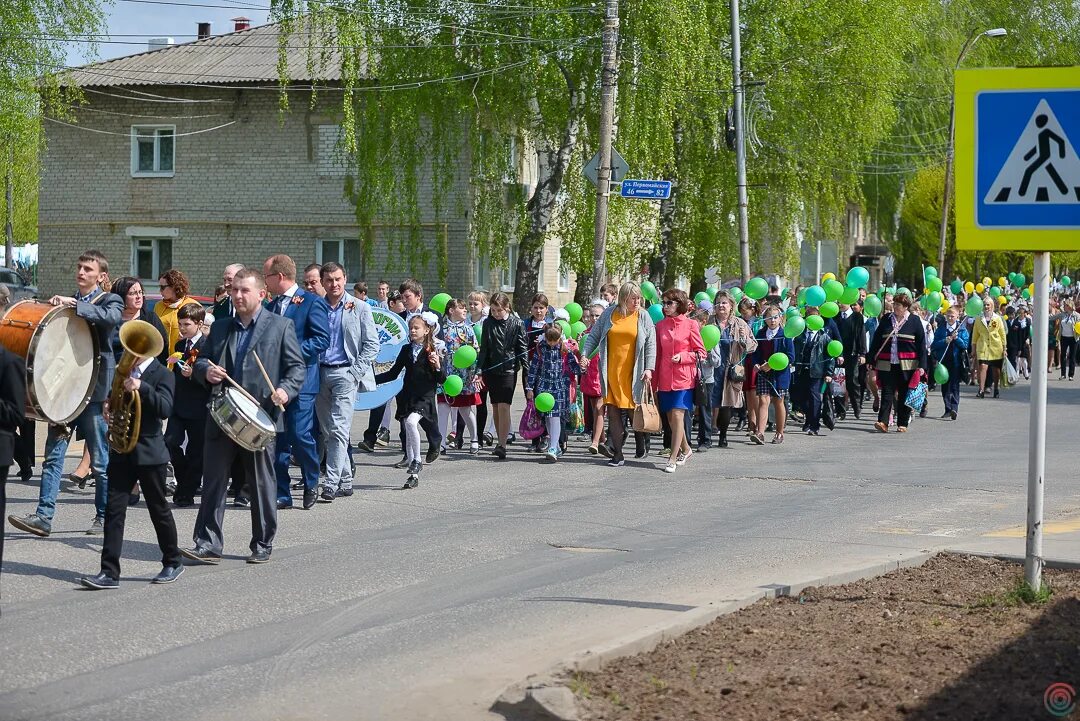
[2,0,104,261]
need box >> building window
[132,237,172,281]
[558,266,571,293]
[131,126,174,177]
[475,252,490,290]
[501,244,518,292]
[317,239,344,265]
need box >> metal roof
[65,22,350,88]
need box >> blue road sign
[976,89,1080,230]
[620,179,672,200]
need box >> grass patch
[973,577,1054,608]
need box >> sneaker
[234,495,251,509]
[425,447,440,464]
[407,461,422,476]
[86,517,104,536]
[544,449,559,463]
[483,431,494,447]
[598,444,612,458]
[470,442,481,455]
[446,432,457,447]
[337,487,354,497]
[356,440,376,453]
[8,513,51,537]
[376,427,391,447]
[319,486,335,503]
[658,447,672,458]
[663,463,677,474]
[607,458,625,467]
[394,455,410,469]
[676,450,692,467]
[507,432,517,445]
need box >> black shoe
[493,445,507,459]
[425,447,440,464]
[483,431,494,447]
[718,439,729,448]
[872,399,880,412]
[152,565,184,584]
[598,443,612,458]
[356,440,376,453]
[606,457,625,467]
[66,471,91,490]
[276,500,292,510]
[853,409,861,420]
[180,547,222,565]
[940,411,952,419]
[79,572,119,590]
[319,486,335,503]
[303,488,318,510]
[976,391,985,399]
[86,517,104,536]
[993,388,1000,398]
[634,438,647,459]
[247,550,271,564]
[336,487,354,498]
[8,513,51,537]
[128,493,140,507]
[234,495,251,509]
[173,496,195,508]
[291,480,305,490]
[407,461,422,475]
[950,410,957,420]
[919,407,927,418]
[19,468,33,483]
[394,455,410,469]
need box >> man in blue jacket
[263,255,330,510]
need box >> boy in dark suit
[79,330,181,589]
[0,344,27,609]
[166,303,210,508]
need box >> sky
[66,0,272,67]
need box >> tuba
[108,319,164,453]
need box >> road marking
[983,517,1080,538]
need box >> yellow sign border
[954,66,1080,251]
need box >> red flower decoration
[345,302,355,311]
[186,347,200,366]
[292,295,304,305]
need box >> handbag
[518,400,545,440]
[632,383,663,434]
[904,381,927,411]
[727,363,745,384]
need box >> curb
[491,550,934,721]
[943,548,1080,571]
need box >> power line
[43,116,237,136]
[60,102,225,119]
[83,86,226,103]
[16,33,591,49]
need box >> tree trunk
[4,155,13,269]
[512,79,584,318]
[649,118,683,290]
[573,269,593,305]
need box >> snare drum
[210,387,276,451]
[0,300,99,424]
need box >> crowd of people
[0,250,1077,594]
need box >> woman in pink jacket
[654,288,707,474]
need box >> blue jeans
[275,393,319,503]
[36,402,110,525]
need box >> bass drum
[0,300,99,424]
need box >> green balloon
[1022,289,1031,300]
[823,279,845,302]
[840,286,860,305]
[820,301,839,318]
[827,340,843,358]
[1015,273,1026,286]
[694,291,710,305]
[767,352,790,371]
[565,302,583,324]
[783,315,805,338]
[785,306,801,319]
[950,279,963,295]
[863,295,883,318]
[473,322,483,344]
[965,296,984,316]
[557,319,572,337]
[933,363,949,385]
[534,392,555,413]
[927,291,942,310]
[640,281,660,302]
[806,314,825,331]
[745,277,770,300]
[924,265,938,279]
[846,267,869,289]
[805,285,827,307]
[927,277,943,293]
[897,287,911,299]
[571,321,587,339]
[989,286,1002,298]
[731,287,744,302]
[647,303,664,324]
[442,374,463,397]
[1062,275,1072,287]
[706,287,718,301]
[797,288,808,305]
[429,293,452,314]
[701,324,721,350]
[452,345,477,369]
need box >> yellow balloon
[1074,321,1080,335]
[941,299,951,312]
[998,295,1008,305]
[982,277,992,288]
[976,283,985,293]
[1029,283,1035,295]
[822,272,836,282]
[998,276,1006,287]
[964,281,975,294]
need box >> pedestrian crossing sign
[955,66,1080,250]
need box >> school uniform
[166,334,209,505]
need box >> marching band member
[182,269,305,565]
[315,262,379,501]
[78,331,181,589]
[166,303,210,508]
[9,250,122,538]
[0,342,26,609]
[263,255,330,511]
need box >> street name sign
[954,66,1080,251]
[619,179,672,199]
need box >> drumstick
[251,351,286,411]
[206,361,261,408]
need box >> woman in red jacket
[654,289,706,474]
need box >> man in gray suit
[315,262,380,501]
[182,269,305,565]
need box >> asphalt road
[1,377,1078,721]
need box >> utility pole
[591,0,619,298]
[4,150,13,269]
[730,0,750,284]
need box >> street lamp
[937,27,1008,275]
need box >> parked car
[0,266,38,302]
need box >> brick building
[39,20,577,305]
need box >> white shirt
[180,332,203,352]
[130,356,154,380]
[765,326,780,341]
[277,283,299,315]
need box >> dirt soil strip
[574,554,1080,721]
